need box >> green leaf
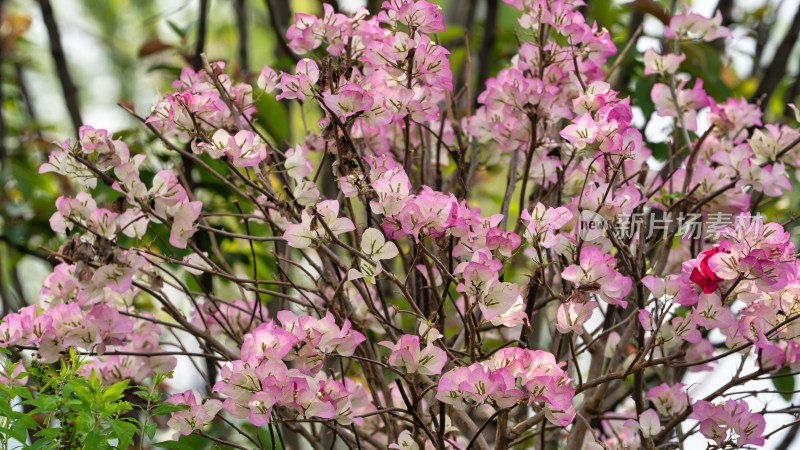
[436,24,465,43]
[10,419,30,443]
[648,141,669,161]
[145,421,157,440]
[35,427,62,438]
[13,385,33,400]
[152,403,190,416]
[672,306,691,318]
[83,430,102,449]
[153,371,174,388]
[254,94,289,144]
[634,78,655,119]
[167,20,189,38]
[10,410,38,430]
[31,439,52,450]
[0,400,13,417]
[146,64,184,76]
[107,419,137,448]
[133,390,151,400]
[679,41,731,102]
[772,368,795,401]
[102,379,130,402]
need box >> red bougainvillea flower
[690,248,726,294]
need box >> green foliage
[679,41,730,102]
[133,370,187,448]
[771,368,796,402]
[254,94,290,144]
[0,351,181,450]
[0,350,133,449]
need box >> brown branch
[192,0,209,71]
[0,0,5,160]
[234,0,250,74]
[37,0,83,135]
[264,0,300,63]
[751,4,800,106]
[473,0,499,109]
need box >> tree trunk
[751,5,800,106]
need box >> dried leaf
[138,39,172,58]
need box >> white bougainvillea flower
[348,228,399,283]
[643,49,686,76]
[639,408,662,438]
[360,228,399,261]
[283,200,355,249]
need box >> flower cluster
[164,390,223,439]
[148,63,256,141]
[210,311,373,426]
[379,334,446,375]
[561,246,632,306]
[691,399,766,447]
[437,348,575,426]
[45,126,204,248]
[0,302,174,381]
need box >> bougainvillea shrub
[2,0,800,448]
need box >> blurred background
[1,0,800,447]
